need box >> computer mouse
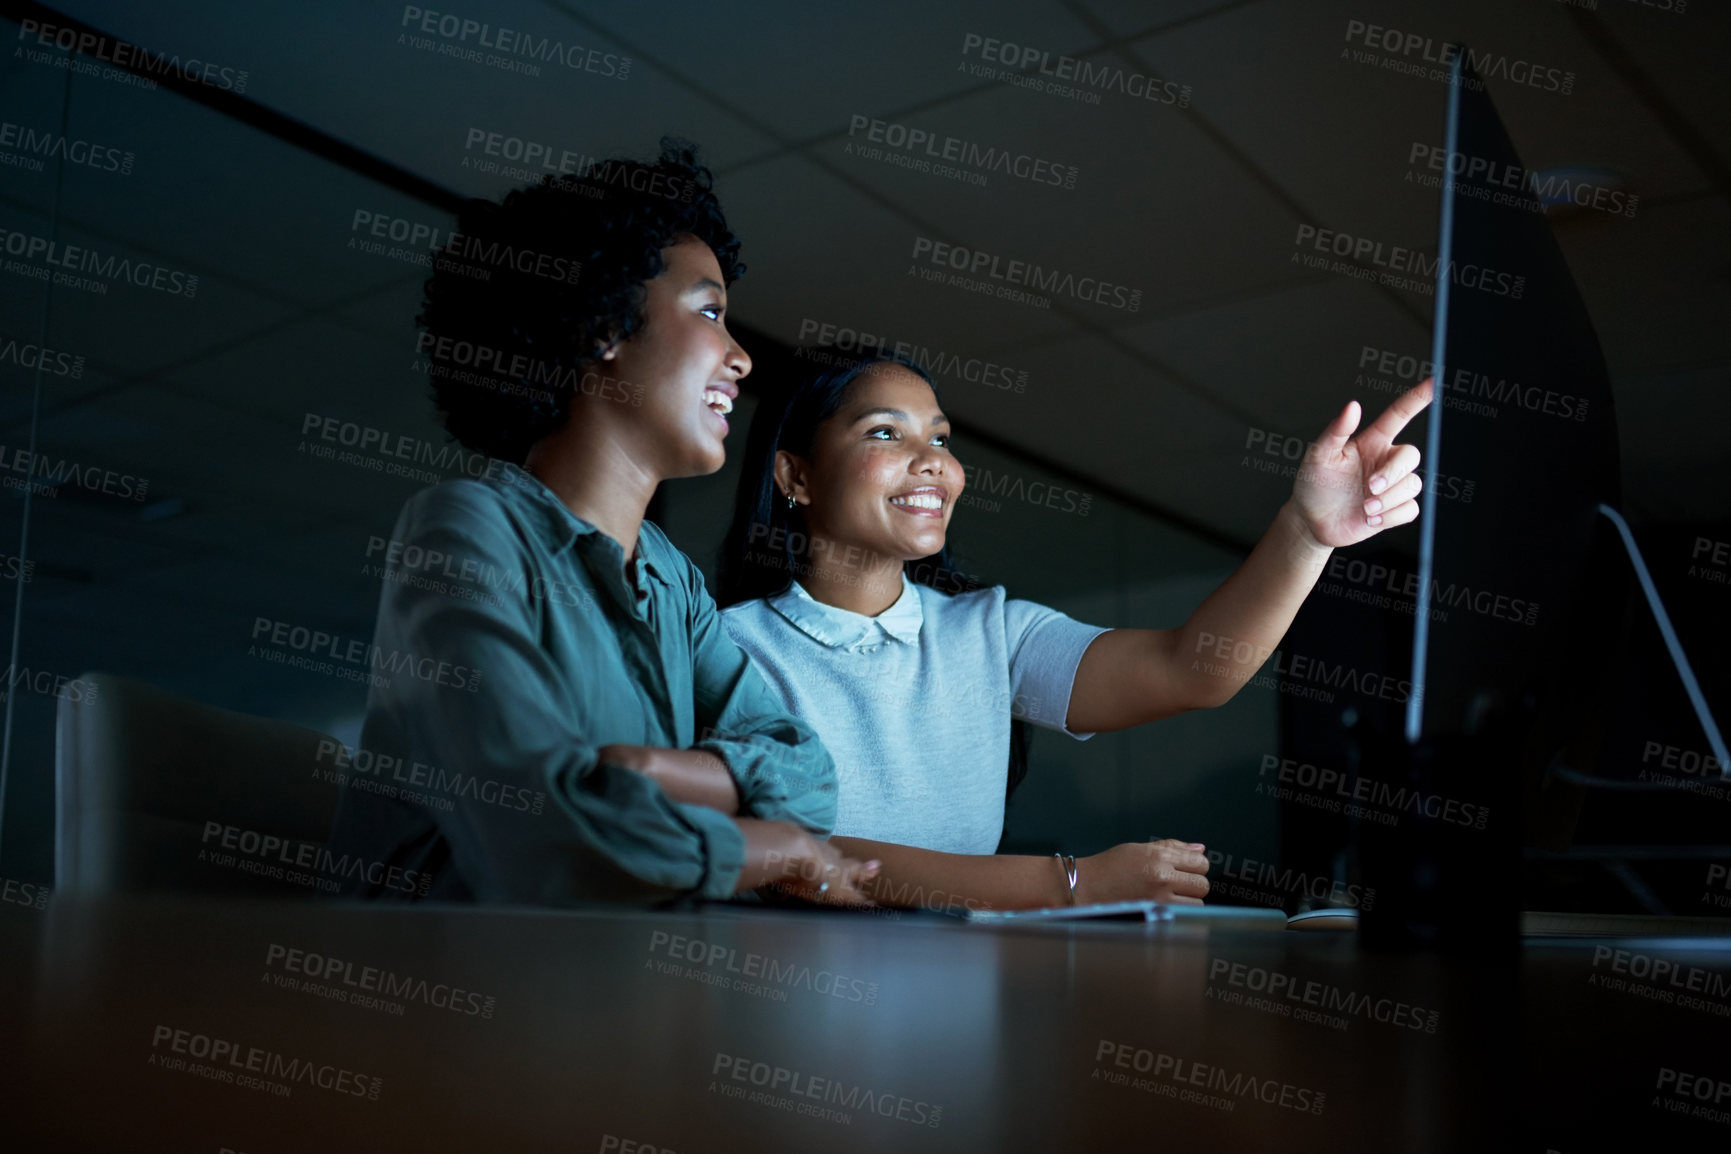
[1287,908,1360,931]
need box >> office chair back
[55,672,345,898]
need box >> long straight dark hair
[716,347,1033,807]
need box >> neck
[522,418,659,559]
[797,534,907,615]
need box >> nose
[913,443,946,476]
[724,333,752,382]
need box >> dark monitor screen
[1406,54,1622,745]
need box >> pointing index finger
[1362,377,1435,445]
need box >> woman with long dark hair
[701,347,1431,911]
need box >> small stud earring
[785,492,797,509]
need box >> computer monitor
[1405,53,1623,748]
[1365,53,1727,935]
[1348,52,1631,947]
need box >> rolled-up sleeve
[682,560,838,837]
[374,485,747,902]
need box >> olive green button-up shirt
[326,462,837,905]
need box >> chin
[671,444,726,479]
[694,427,732,468]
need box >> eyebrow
[689,276,726,296]
[851,407,949,426]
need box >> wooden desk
[2,895,1726,1152]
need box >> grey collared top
[723,576,1106,855]
[325,462,837,905]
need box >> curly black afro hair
[416,137,745,464]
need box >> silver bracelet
[1054,852,1078,905]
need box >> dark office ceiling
[0,0,1726,709]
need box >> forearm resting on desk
[605,749,1062,908]
[602,747,1209,908]
[831,838,1067,911]
[830,837,1212,911]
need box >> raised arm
[1064,380,1434,733]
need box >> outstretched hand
[1290,379,1434,548]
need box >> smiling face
[777,364,964,566]
[600,235,750,479]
